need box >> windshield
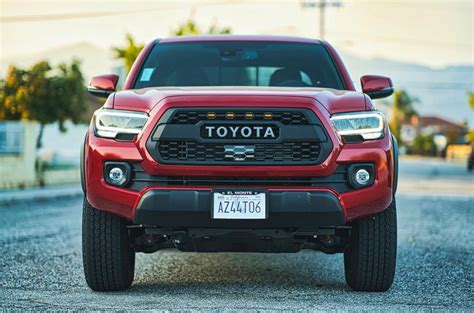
[133,41,345,90]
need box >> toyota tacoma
[82,35,398,292]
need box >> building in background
[401,116,467,144]
[0,121,39,188]
[401,115,469,158]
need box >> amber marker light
[263,113,273,119]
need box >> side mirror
[87,74,119,98]
[361,75,394,99]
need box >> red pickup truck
[82,35,398,292]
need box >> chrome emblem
[224,145,255,161]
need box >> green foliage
[207,20,232,35]
[0,66,30,120]
[388,89,418,145]
[112,34,144,73]
[467,129,474,144]
[411,133,437,156]
[468,91,474,143]
[173,19,201,36]
[172,18,231,36]
[0,60,87,147]
[468,92,474,112]
[466,92,474,144]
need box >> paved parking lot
[0,159,473,310]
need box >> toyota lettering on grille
[201,124,280,140]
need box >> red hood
[110,87,369,114]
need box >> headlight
[94,109,148,139]
[330,111,385,140]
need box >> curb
[398,191,474,200]
[0,185,83,206]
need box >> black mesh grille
[158,141,321,163]
[147,108,333,165]
[170,110,309,125]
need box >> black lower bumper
[133,190,345,228]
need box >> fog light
[109,167,125,185]
[104,162,131,187]
[347,163,375,189]
[355,169,370,185]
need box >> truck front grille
[146,108,332,165]
[158,140,321,163]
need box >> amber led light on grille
[263,113,273,119]
[244,113,254,119]
[207,112,216,119]
[226,113,236,119]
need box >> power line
[0,1,232,23]
[0,7,175,23]
[329,32,473,49]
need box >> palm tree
[468,92,474,112]
[172,16,231,36]
[389,89,418,144]
[112,34,144,73]
[467,92,474,143]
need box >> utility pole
[301,0,342,40]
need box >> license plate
[212,190,266,219]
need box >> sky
[1,0,473,68]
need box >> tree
[0,60,87,148]
[172,17,231,36]
[112,34,144,73]
[0,66,30,120]
[468,92,474,112]
[467,92,474,143]
[411,134,437,156]
[388,89,418,144]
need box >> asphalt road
[0,159,473,310]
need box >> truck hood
[110,87,368,114]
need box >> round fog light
[109,167,125,185]
[355,169,370,186]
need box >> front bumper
[84,131,394,225]
[134,189,345,227]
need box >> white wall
[0,121,39,188]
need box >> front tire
[82,198,135,291]
[344,199,397,292]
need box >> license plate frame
[212,190,267,220]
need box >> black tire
[344,199,397,292]
[82,197,135,291]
